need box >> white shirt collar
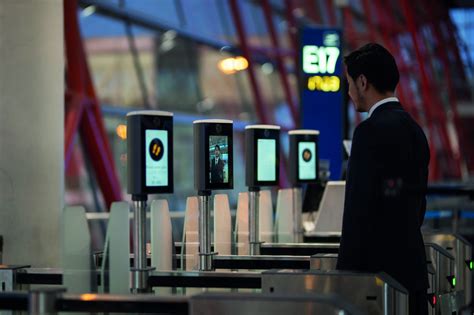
[368,97,399,118]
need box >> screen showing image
[257,139,276,182]
[298,141,316,180]
[209,135,229,184]
[145,129,168,187]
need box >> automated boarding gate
[424,233,472,304]
[425,243,462,315]
[261,270,408,315]
[309,254,438,304]
[310,253,338,270]
[0,290,364,314]
[309,244,461,315]
[190,292,363,315]
[425,243,455,295]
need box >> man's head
[344,43,399,112]
[214,145,220,158]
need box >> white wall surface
[0,0,64,267]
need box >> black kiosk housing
[127,111,174,197]
[288,129,320,186]
[245,125,281,188]
[194,119,234,192]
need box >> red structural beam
[361,0,376,42]
[261,0,299,126]
[372,0,440,180]
[64,93,85,167]
[284,0,300,81]
[400,0,461,180]
[337,1,365,128]
[365,0,407,113]
[249,45,296,59]
[422,0,466,176]
[304,0,320,23]
[228,0,292,187]
[444,17,471,99]
[64,0,86,166]
[438,3,472,94]
[403,0,461,178]
[325,0,337,27]
[371,0,420,117]
[342,4,357,46]
[64,0,122,209]
[441,7,474,174]
[229,0,270,124]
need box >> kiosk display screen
[209,135,229,184]
[257,139,277,182]
[145,129,168,187]
[298,141,316,180]
[194,120,233,191]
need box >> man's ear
[359,74,368,90]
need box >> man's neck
[367,94,399,118]
[366,92,395,112]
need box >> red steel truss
[229,0,298,187]
[64,0,122,209]
[65,0,471,200]
[291,0,472,181]
[228,0,272,125]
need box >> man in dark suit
[336,43,430,315]
[211,144,225,183]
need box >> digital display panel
[257,139,276,182]
[145,129,168,187]
[298,141,317,180]
[302,31,341,92]
[209,135,229,184]
[194,120,234,191]
[300,27,343,180]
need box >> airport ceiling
[448,0,474,8]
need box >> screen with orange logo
[145,129,168,187]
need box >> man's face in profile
[345,69,365,112]
[215,146,220,159]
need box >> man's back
[336,101,429,291]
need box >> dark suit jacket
[211,158,225,183]
[336,101,430,291]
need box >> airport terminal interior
[0,0,474,313]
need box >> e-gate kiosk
[127,110,174,292]
[193,119,234,271]
[288,129,320,242]
[245,125,280,255]
[0,117,414,314]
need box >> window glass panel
[73,1,300,214]
[117,0,181,29]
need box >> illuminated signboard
[300,28,343,179]
[302,32,341,92]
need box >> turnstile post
[198,192,213,271]
[292,187,303,243]
[28,288,65,315]
[132,199,148,292]
[249,188,261,255]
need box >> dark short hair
[214,145,220,151]
[344,43,399,93]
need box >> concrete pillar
[0,0,63,267]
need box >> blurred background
[59,0,474,249]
